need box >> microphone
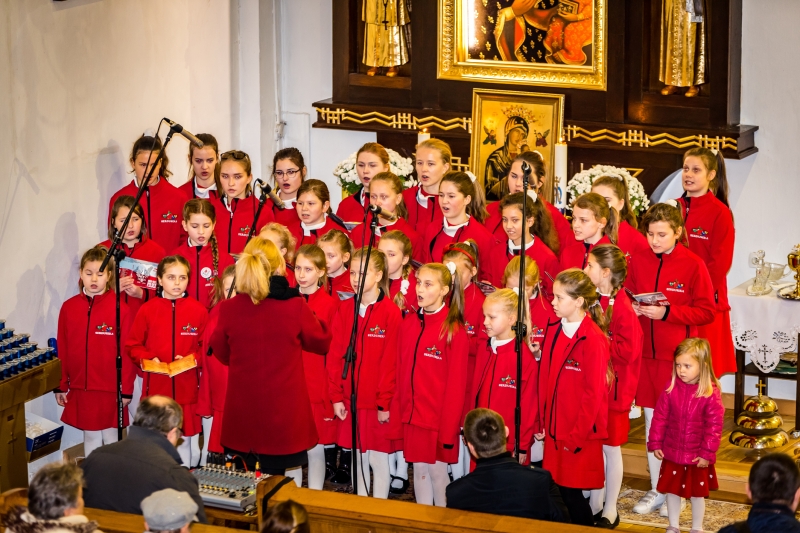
[255,180,285,210]
[163,118,204,148]
[368,204,397,221]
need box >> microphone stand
[341,208,380,495]
[512,162,531,459]
[225,181,270,299]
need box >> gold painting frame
[470,89,564,201]
[438,0,607,91]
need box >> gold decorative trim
[314,107,472,134]
[566,125,738,151]
[437,0,607,91]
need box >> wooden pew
[257,476,600,533]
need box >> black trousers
[557,485,594,526]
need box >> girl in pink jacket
[647,338,724,533]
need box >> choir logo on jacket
[181,323,199,336]
[238,224,251,237]
[666,279,686,293]
[499,375,516,389]
[95,323,114,336]
[162,211,179,222]
[690,226,709,240]
[424,345,442,360]
[530,325,545,339]
[565,358,581,371]
[368,324,386,338]
[465,322,476,335]
[200,267,214,280]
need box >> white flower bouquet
[566,165,651,216]
[333,148,416,196]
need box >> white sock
[691,497,705,531]
[450,440,466,480]
[354,450,372,497]
[667,493,682,528]
[430,461,450,507]
[201,417,213,466]
[588,449,607,515]
[84,431,103,457]
[529,440,544,462]
[644,407,662,492]
[369,451,390,499]
[307,444,326,490]
[177,435,201,467]
[128,375,143,421]
[284,466,302,488]
[413,463,434,505]
[390,451,408,489]
[602,445,623,522]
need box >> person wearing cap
[141,489,198,533]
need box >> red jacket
[616,221,650,262]
[209,280,331,455]
[543,200,573,255]
[302,289,339,412]
[422,218,498,281]
[473,339,538,453]
[327,271,354,301]
[328,293,402,411]
[271,199,301,226]
[529,292,557,347]
[396,306,469,446]
[539,315,610,451]
[215,195,275,255]
[98,237,166,318]
[559,235,613,270]
[126,296,208,404]
[484,200,570,256]
[178,179,219,200]
[197,306,226,416]
[336,188,370,224]
[169,241,235,309]
[108,179,189,252]
[601,294,643,412]
[388,274,418,316]
[403,185,443,237]
[289,216,351,250]
[487,238,561,297]
[350,217,423,262]
[462,283,488,422]
[626,244,716,361]
[678,192,735,311]
[56,290,135,396]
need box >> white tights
[177,435,201,467]
[450,438,470,480]
[413,461,450,506]
[306,444,326,490]
[128,375,143,421]
[351,450,390,498]
[389,451,408,490]
[644,407,662,491]
[200,417,213,466]
[284,466,303,488]
[667,493,705,530]
[588,445,624,521]
[83,429,119,457]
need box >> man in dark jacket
[446,408,568,522]
[81,395,206,523]
[719,453,800,533]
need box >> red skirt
[604,410,631,446]
[656,458,718,498]
[206,409,224,454]
[336,405,392,453]
[61,389,129,431]
[390,439,404,453]
[543,436,604,489]
[698,310,737,378]
[312,402,339,445]
[402,424,459,464]
[181,402,202,437]
[636,359,674,409]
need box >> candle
[417,129,431,145]
[554,138,568,210]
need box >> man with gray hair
[81,396,206,523]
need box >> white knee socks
[177,435,200,467]
[307,444,326,490]
[413,461,450,506]
[644,407,662,492]
[369,451,390,499]
[690,496,705,531]
[602,445,623,521]
[128,375,143,421]
[200,417,213,466]
[83,428,119,458]
[450,439,468,480]
[430,461,450,507]
[390,451,408,490]
[284,466,302,487]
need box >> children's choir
[57,134,734,530]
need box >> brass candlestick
[778,245,800,300]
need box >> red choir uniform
[678,192,737,377]
[472,338,537,463]
[170,241,235,310]
[336,187,370,224]
[559,235,613,270]
[461,283,487,426]
[284,265,297,288]
[388,275,418,316]
[98,238,166,318]
[214,195,275,255]
[209,279,331,469]
[616,221,650,261]
[539,315,610,489]
[396,306,469,464]
[126,296,208,436]
[601,293,643,446]
[56,290,135,430]
[289,216,351,249]
[403,185,443,237]
[328,293,402,452]
[197,306,226,453]
[529,291,557,349]
[351,218,423,262]
[487,238,562,296]
[178,179,219,200]
[485,199,572,254]
[327,271,354,302]
[271,197,301,226]
[302,289,340,445]
[108,179,189,252]
[626,245,716,408]
[422,218,498,281]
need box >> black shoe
[388,475,409,495]
[593,511,602,523]
[595,513,620,529]
[330,449,352,485]
[324,447,338,480]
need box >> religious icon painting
[437,0,607,90]
[470,89,564,199]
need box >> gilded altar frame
[438,0,607,91]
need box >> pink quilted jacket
[646,379,724,465]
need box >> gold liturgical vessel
[778,244,800,300]
[730,382,790,449]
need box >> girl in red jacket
[126,255,208,467]
[328,248,402,498]
[487,192,561,296]
[485,151,572,252]
[403,139,450,235]
[171,199,235,310]
[584,244,643,527]
[397,262,469,506]
[55,246,135,457]
[108,135,188,252]
[336,142,390,223]
[290,180,351,248]
[592,176,649,260]
[180,134,220,200]
[294,244,339,490]
[351,172,422,261]
[648,338,724,533]
[379,230,417,317]
[626,203,716,516]
[560,193,620,270]
[215,150,275,255]
[539,269,611,527]
[422,172,496,280]
[260,222,298,287]
[271,147,306,226]
[318,230,354,300]
[677,148,736,378]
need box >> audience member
[260,500,309,533]
[141,489,198,533]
